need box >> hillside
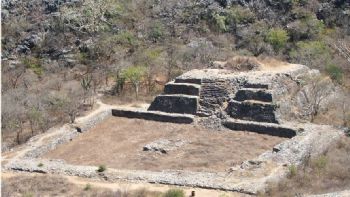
[1,0,350,147]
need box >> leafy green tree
[213,13,227,32]
[265,28,289,52]
[122,66,146,99]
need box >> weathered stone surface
[164,82,200,96]
[112,108,194,124]
[143,139,188,154]
[148,95,198,114]
[227,100,278,123]
[243,83,269,89]
[174,78,202,84]
[223,118,296,138]
[234,88,272,102]
[197,78,236,116]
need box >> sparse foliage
[299,75,334,122]
[122,66,147,99]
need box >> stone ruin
[113,63,315,138]
[5,61,345,195]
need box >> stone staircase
[224,83,296,138]
[148,80,201,115]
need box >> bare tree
[299,75,334,122]
[339,92,350,127]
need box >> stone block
[164,82,200,96]
[112,108,194,124]
[223,119,296,138]
[227,100,278,123]
[148,95,198,114]
[234,88,272,102]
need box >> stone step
[164,82,200,96]
[148,94,198,115]
[234,88,272,102]
[243,83,269,89]
[112,108,194,124]
[222,119,296,138]
[174,78,202,85]
[226,100,278,123]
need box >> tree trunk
[30,120,34,136]
[16,131,20,145]
[135,83,139,100]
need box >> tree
[299,75,333,122]
[122,66,146,99]
[2,88,27,144]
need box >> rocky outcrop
[143,139,188,154]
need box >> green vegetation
[121,66,147,99]
[265,28,289,52]
[290,41,332,69]
[37,163,44,167]
[23,57,43,77]
[96,165,106,173]
[226,6,255,25]
[149,22,166,42]
[115,31,138,47]
[83,184,92,191]
[288,164,297,178]
[212,13,227,32]
[163,189,185,197]
[326,64,343,84]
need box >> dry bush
[213,56,263,71]
[262,136,350,197]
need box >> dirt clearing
[44,117,285,172]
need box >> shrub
[115,31,138,47]
[212,13,227,32]
[96,165,106,173]
[149,22,165,42]
[288,164,297,178]
[226,6,255,25]
[23,57,43,77]
[84,183,92,191]
[37,163,44,167]
[163,189,185,197]
[325,64,343,84]
[265,28,289,52]
[287,16,325,40]
[313,155,328,171]
[289,41,331,69]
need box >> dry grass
[262,135,350,197]
[1,174,161,197]
[44,117,285,172]
[226,56,263,71]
